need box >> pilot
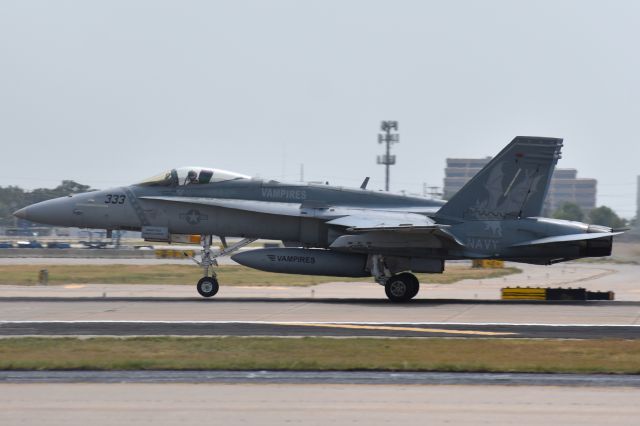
[186,170,198,185]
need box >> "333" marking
[104,194,126,204]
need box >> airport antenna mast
[377,121,399,191]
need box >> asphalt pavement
[2,370,640,386]
[1,320,639,339]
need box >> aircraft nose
[13,207,28,220]
[13,197,77,226]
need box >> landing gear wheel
[384,273,419,303]
[197,276,219,298]
[406,274,420,299]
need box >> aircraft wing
[326,212,439,231]
[510,232,623,247]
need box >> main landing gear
[190,235,257,298]
[371,255,420,303]
[384,273,420,303]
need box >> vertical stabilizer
[436,136,563,221]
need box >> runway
[1,320,639,339]
[1,266,639,425]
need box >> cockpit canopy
[137,167,251,187]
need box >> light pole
[377,121,399,191]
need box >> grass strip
[0,337,639,374]
[0,264,520,286]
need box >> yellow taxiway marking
[63,284,86,289]
[276,323,517,336]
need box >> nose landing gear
[190,235,257,298]
[197,276,219,297]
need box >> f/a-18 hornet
[14,137,623,302]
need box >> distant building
[443,158,597,215]
[544,169,597,215]
[443,157,491,200]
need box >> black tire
[197,277,219,298]
[406,274,420,299]
[384,273,419,303]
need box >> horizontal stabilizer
[511,232,622,247]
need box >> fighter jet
[14,136,623,302]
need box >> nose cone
[12,197,77,226]
[13,207,28,220]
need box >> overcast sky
[0,0,638,217]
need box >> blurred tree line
[552,202,628,229]
[0,181,92,227]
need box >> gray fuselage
[24,179,444,250]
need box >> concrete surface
[1,298,639,324]
[1,383,639,426]
[0,248,156,258]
